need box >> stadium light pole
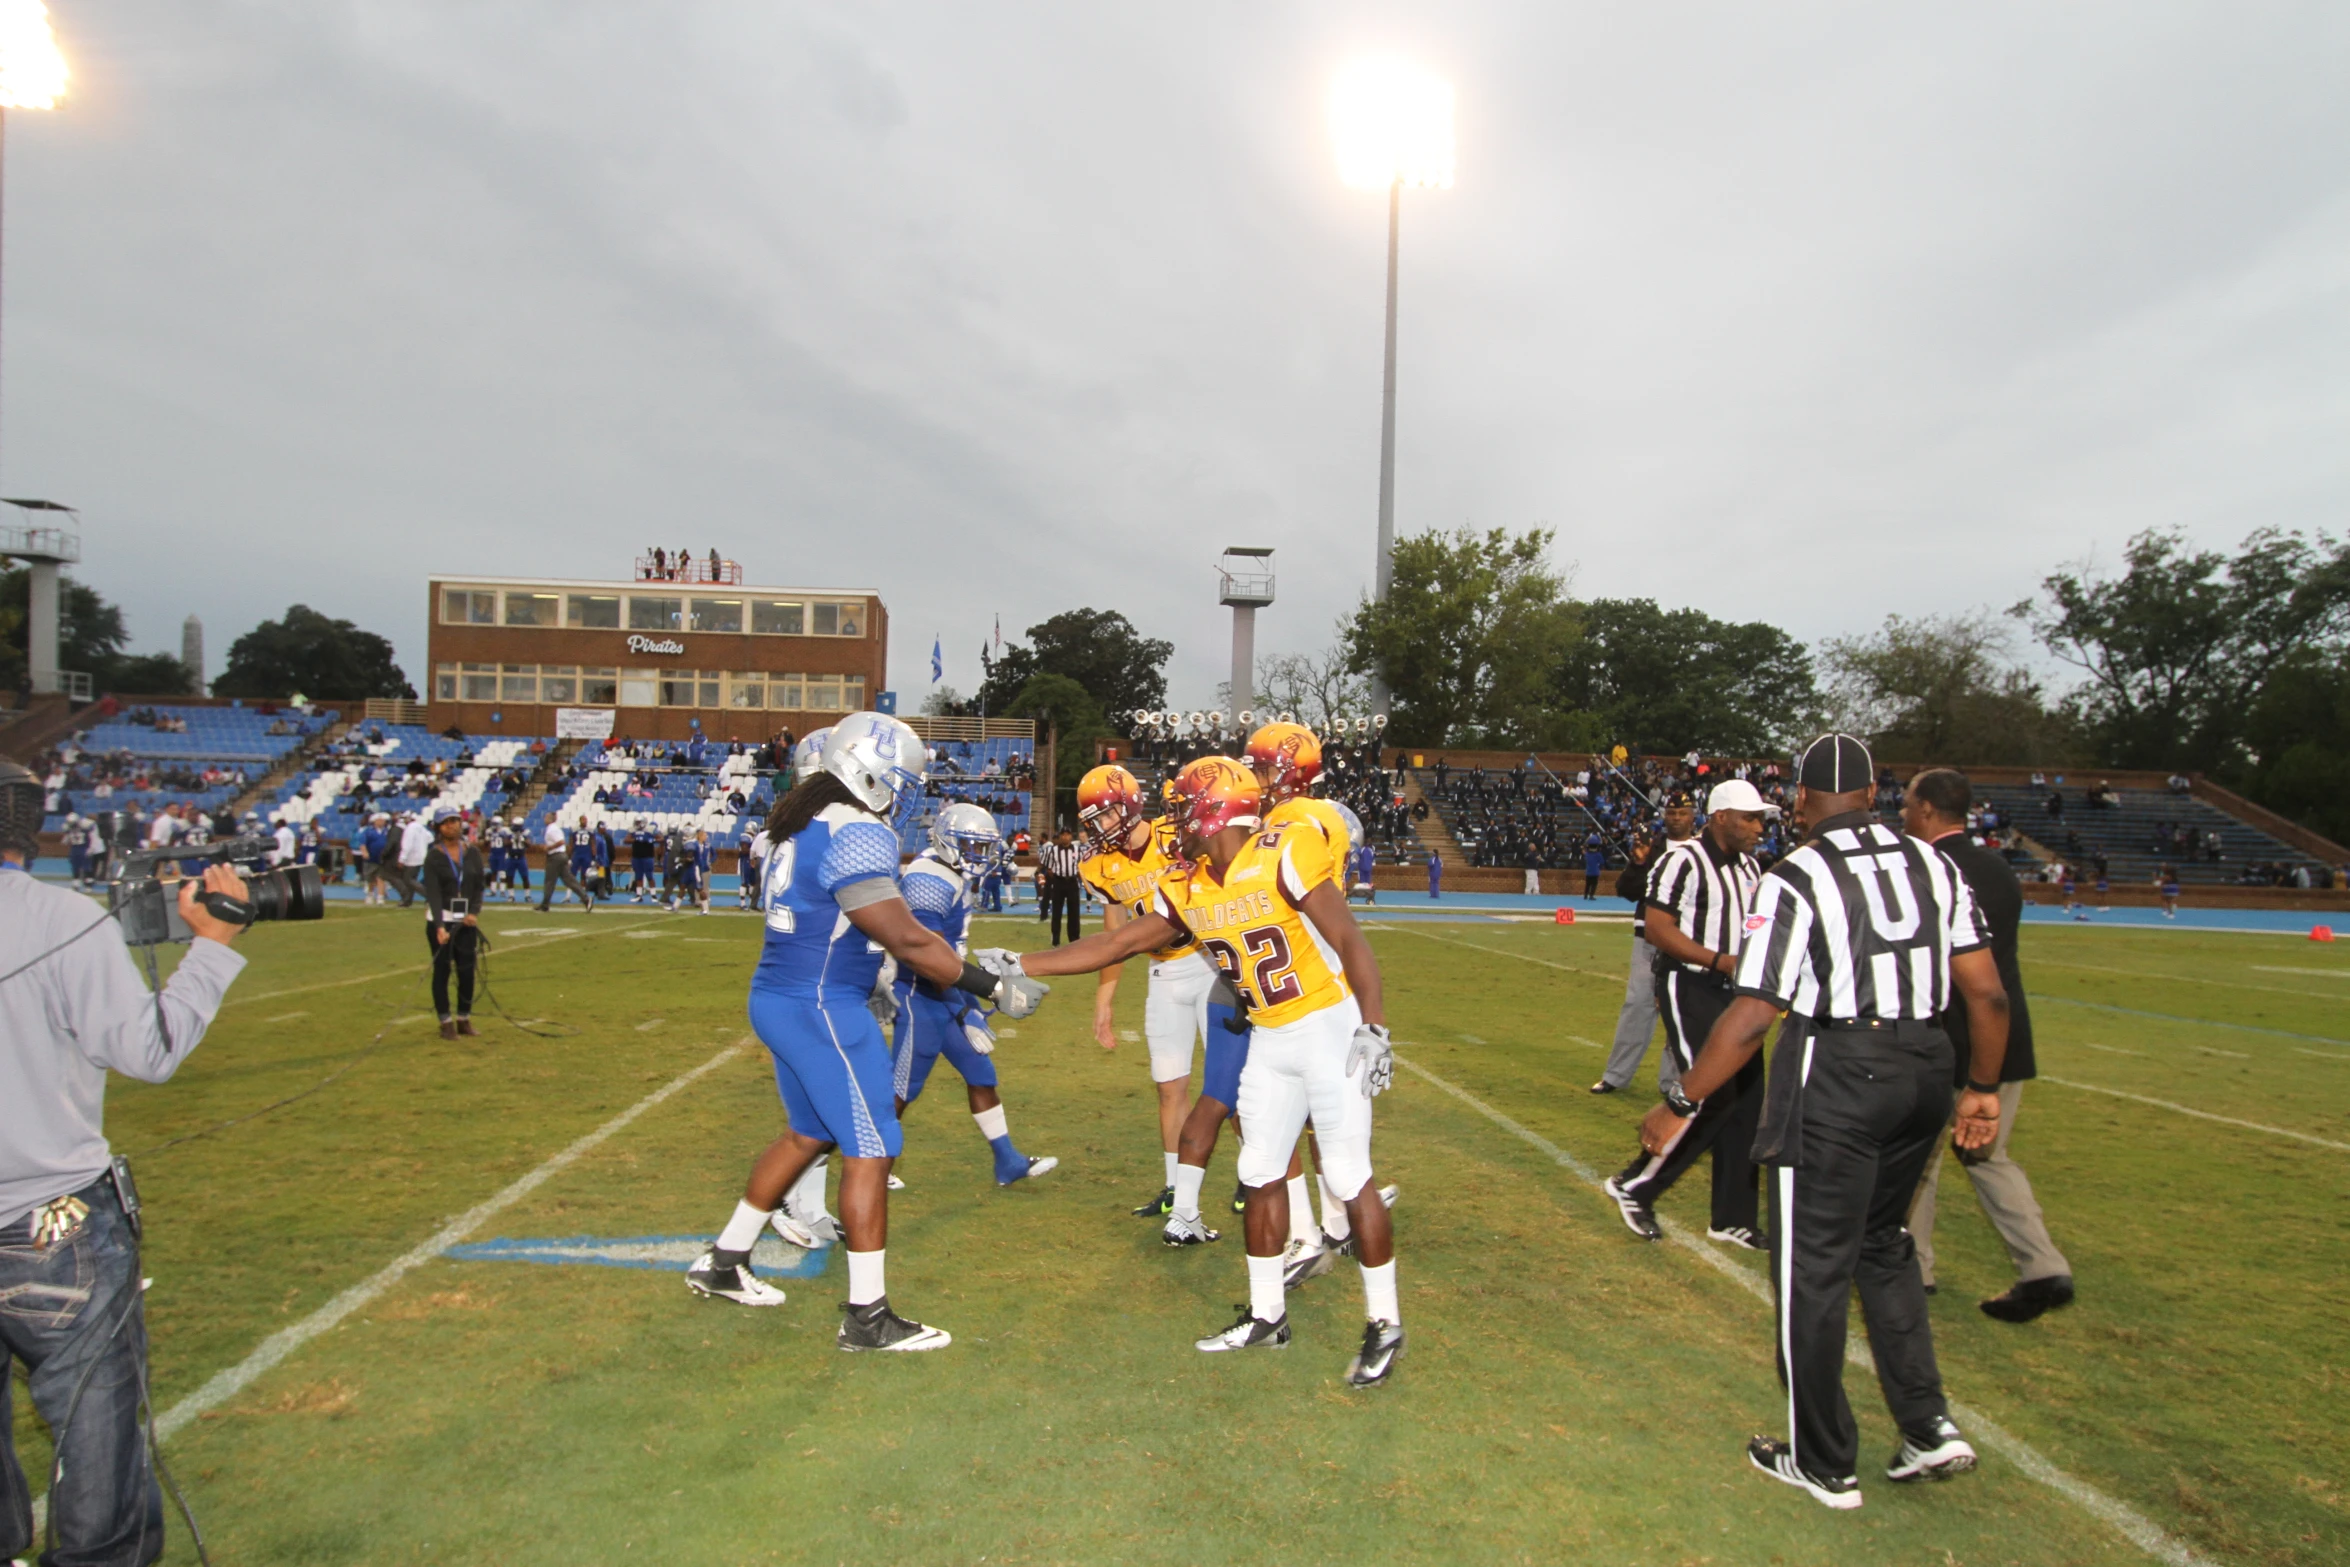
[0,0,69,482]
[1330,57,1454,720]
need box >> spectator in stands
[2166,773,2191,795]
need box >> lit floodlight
[1330,57,1454,191]
[0,0,67,110]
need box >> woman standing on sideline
[421,807,487,1039]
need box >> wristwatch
[1661,1080,1699,1118]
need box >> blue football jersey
[899,853,970,948]
[754,802,904,997]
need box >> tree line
[2,572,414,703]
[948,523,2349,844]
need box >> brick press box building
[423,556,887,742]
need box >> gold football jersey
[1153,820,1348,1028]
[1079,819,1197,964]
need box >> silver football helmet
[821,712,927,821]
[929,801,1000,871]
[791,727,833,775]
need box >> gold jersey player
[1074,764,1241,1219]
[1017,755,1405,1386]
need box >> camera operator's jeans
[0,1178,166,1567]
[429,922,479,1019]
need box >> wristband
[1965,1078,2001,1096]
[1661,1081,1699,1118]
[952,960,1001,1001]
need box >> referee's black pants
[1766,1023,1954,1481]
[1614,971,1762,1232]
[1041,877,1082,945]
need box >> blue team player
[893,803,1058,1188]
[687,714,1050,1351]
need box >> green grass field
[13,900,2348,1565]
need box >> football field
[17,899,2348,1565]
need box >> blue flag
[930,637,943,682]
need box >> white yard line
[222,915,667,1008]
[2038,1077,2350,1153]
[1393,1053,2218,1567]
[2034,958,2341,1002]
[2250,965,2350,978]
[152,1041,748,1442]
[1376,924,1622,983]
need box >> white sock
[1163,1150,1179,1186]
[1319,1175,1353,1242]
[1247,1252,1286,1323]
[716,1199,769,1253]
[1172,1163,1207,1223]
[974,1104,1009,1141]
[1360,1258,1400,1326]
[847,1248,887,1306]
[786,1156,828,1218]
[1286,1175,1320,1247]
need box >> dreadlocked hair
[765,769,869,844]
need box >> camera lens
[247,864,327,923]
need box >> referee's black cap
[1796,732,1875,793]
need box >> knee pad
[1314,1136,1374,1207]
[1233,1138,1288,1190]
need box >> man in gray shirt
[0,756,249,1566]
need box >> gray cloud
[7,2,2344,706]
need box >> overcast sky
[7,1,2346,709]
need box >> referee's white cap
[1704,778,1779,815]
[1796,733,1875,792]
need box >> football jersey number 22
[1204,928,1303,1009]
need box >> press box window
[659,671,700,707]
[751,600,804,635]
[806,675,844,711]
[442,589,496,625]
[567,594,621,629]
[501,665,537,703]
[629,596,683,632]
[767,674,804,710]
[690,598,742,634]
[434,663,458,701]
[539,666,579,704]
[504,593,559,627]
[580,668,618,705]
[461,663,498,702]
[726,673,764,709]
[618,670,657,707]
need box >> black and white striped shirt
[1646,833,1761,974]
[1038,842,1082,881]
[1734,813,1985,1022]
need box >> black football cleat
[1195,1304,1290,1353]
[1748,1436,1862,1510]
[1886,1416,1976,1483]
[1345,1319,1406,1386]
[1979,1274,2074,1323]
[837,1297,951,1352]
[1131,1184,1174,1217]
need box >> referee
[1603,779,1774,1248]
[1639,734,2011,1510]
[1037,828,1083,946]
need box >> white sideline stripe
[152,1041,749,1442]
[2039,1076,2350,1152]
[1393,1053,2217,1567]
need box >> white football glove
[1345,1023,1394,1099]
[993,960,1050,1021]
[968,947,1019,976]
[962,1016,997,1056]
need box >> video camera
[109,835,326,947]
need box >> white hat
[1704,779,1779,816]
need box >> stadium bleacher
[41,703,338,831]
[1972,779,2330,888]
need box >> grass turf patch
[10,904,2345,1563]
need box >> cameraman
[422,807,486,1040]
[0,758,249,1566]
